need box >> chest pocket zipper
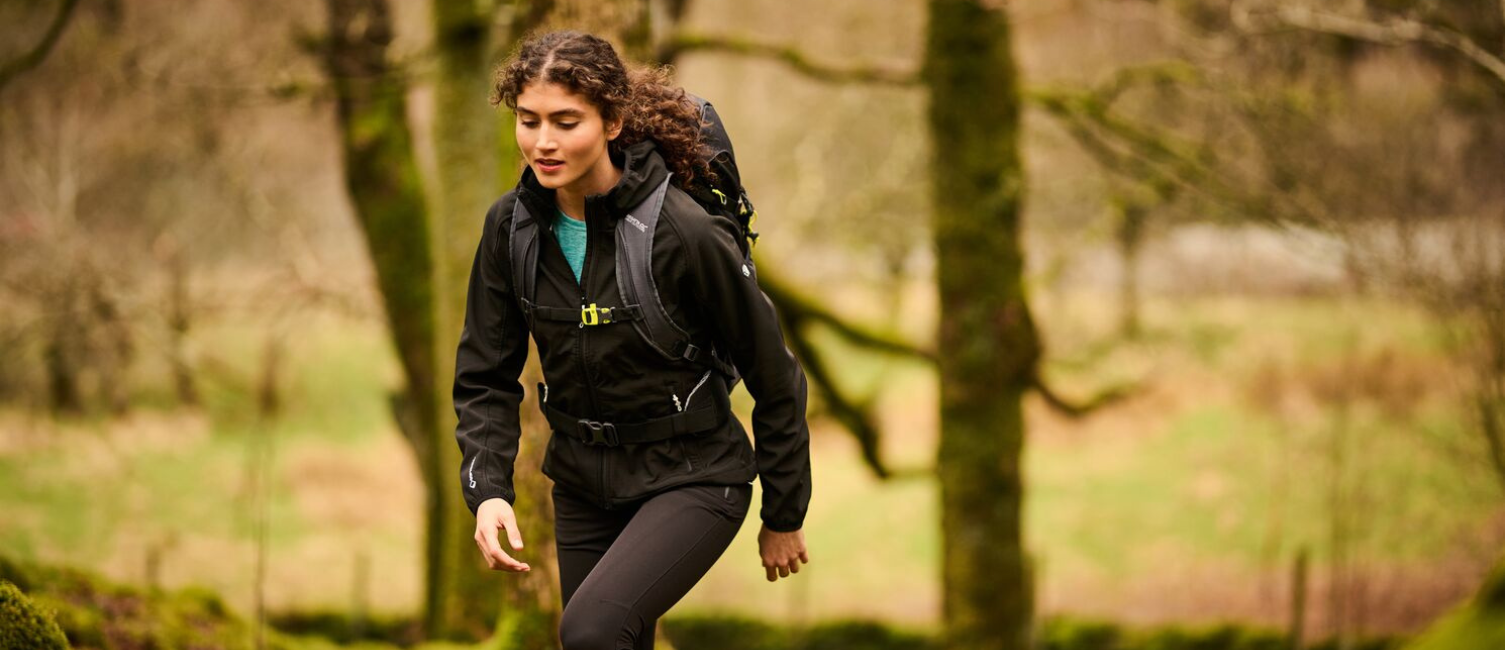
[683,370,712,411]
[675,370,714,474]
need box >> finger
[500,514,525,551]
[788,559,800,574]
[778,564,790,578]
[765,565,777,582]
[481,524,527,571]
[800,549,810,564]
[477,528,507,569]
[475,538,498,570]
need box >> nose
[537,125,559,152]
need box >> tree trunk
[428,0,558,644]
[319,0,445,636]
[1116,200,1144,339]
[924,1,1039,648]
[429,0,503,640]
[163,238,200,407]
[44,276,84,416]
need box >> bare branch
[1030,372,1141,418]
[0,0,81,95]
[1232,0,1505,92]
[756,268,936,478]
[1026,69,1329,229]
[760,270,936,363]
[659,32,920,87]
[780,311,890,478]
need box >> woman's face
[514,81,623,193]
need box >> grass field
[1,290,1499,640]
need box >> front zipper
[576,200,610,509]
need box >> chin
[531,170,579,190]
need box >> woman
[452,30,813,649]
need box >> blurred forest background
[2,0,1505,649]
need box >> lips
[535,158,565,173]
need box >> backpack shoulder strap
[616,176,738,379]
[508,196,543,330]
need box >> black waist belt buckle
[579,419,620,446]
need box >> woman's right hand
[475,497,531,572]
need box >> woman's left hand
[757,525,809,582]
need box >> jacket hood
[517,139,669,219]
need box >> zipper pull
[672,392,683,412]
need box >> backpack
[682,96,759,257]
[507,94,757,389]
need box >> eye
[557,122,579,130]
[519,119,539,128]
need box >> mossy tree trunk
[320,0,446,636]
[428,0,558,645]
[429,0,502,640]
[923,1,1040,648]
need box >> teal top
[552,209,587,283]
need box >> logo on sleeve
[742,264,751,277]
[625,215,649,232]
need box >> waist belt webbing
[537,382,726,447]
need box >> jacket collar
[517,140,668,220]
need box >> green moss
[662,613,936,650]
[662,614,1403,650]
[0,553,415,650]
[1037,618,1122,650]
[0,579,70,650]
[267,609,423,646]
[797,620,934,649]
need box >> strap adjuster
[579,419,619,446]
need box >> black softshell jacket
[453,140,812,532]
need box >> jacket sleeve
[453,197,531,517]
[686,214,812,533]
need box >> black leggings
[552,480,752,650]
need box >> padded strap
[615,177,685,361]
[508,198,543,330]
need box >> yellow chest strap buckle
[580,303,614,327]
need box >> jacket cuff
[762,518,803,533]
[466,490,515,517]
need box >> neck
[555,153,622,221]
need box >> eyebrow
[516,106,585,118]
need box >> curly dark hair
[490,30,711,187]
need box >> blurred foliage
[0,552,414,650]
[660,613,1405,650]
[662,613,934,649]
[1,553,256,650]
[1,548,1418,650]
[267,610,424,647]
[1405,554,1505,650]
